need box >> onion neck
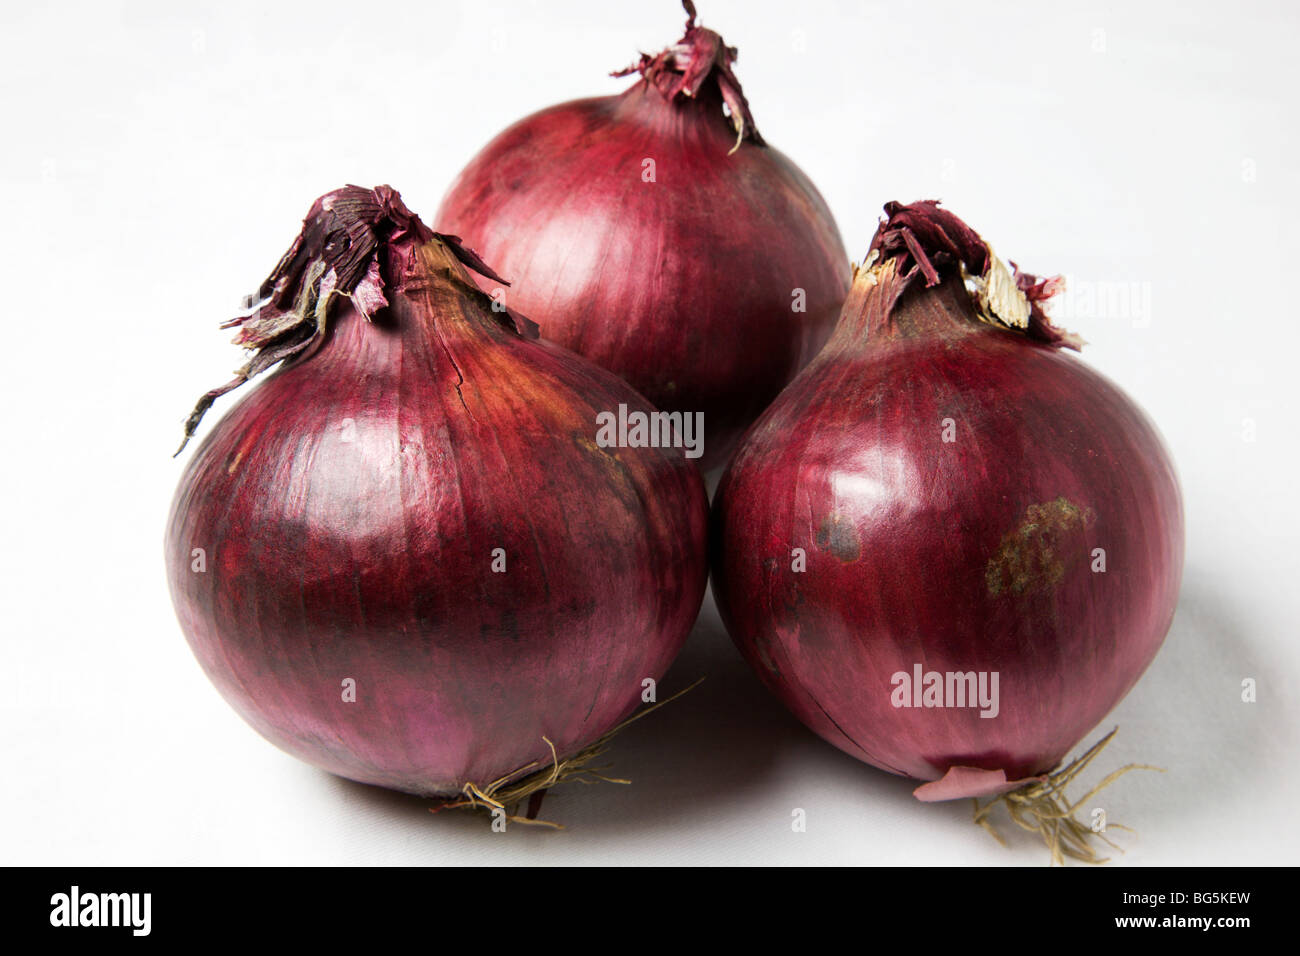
[611,81,731,146]
[610,0,763,153]
[821,200,1084,359]
[829,257,983,350]
[401,240,536,343]
[177,185,531,454]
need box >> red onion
[167,185,708,807]
[711,201,1183,856]
[436,1,850,470]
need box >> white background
[2,0,1297,865]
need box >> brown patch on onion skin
[815,513,861,563]
[986,498,1096,598]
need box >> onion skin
[167,186,708,797]
[711,202,1183,789]
[435,7,849,470]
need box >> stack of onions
[167,185,708,813]
[711,201,1183,860]
[436,1,850,470]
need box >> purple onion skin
[436,81,849,472]
[167,238,708,798]
[711,260,1184,784]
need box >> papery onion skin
[711,201,1183,787]
[435,4,850,471]
[167,186,708,797]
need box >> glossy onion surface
[712,211,1183,787]
[437,10,849,470]
[168,189,708,797]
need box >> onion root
[971,729,1164,865]
[429,678,704,830]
